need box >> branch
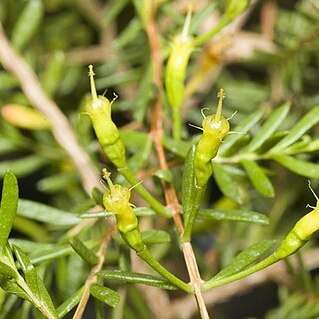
[72,224,116,319]
[168,247,319,319]
[0,24,100,194]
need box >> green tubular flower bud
[275,189,319,259]
[86,65,126,168]
[194,89,230,187]
[165,36,193,110]
[102,170,144,252]
[225,0,250,20]
[165,8,194,140]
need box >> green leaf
[141,230,170,244]
[244,102,290,152]
[56,286,84,318]
[37,172,78,194]
[162,135,193,158]
[219,109,265,156]
[154,169,173,182]
[127,137,152,173]
[198,209,269,225]
[11,0,44,51]
[212,239,277,280]
[240,159,275,198]
[0,156,47,178]
[0,261,19,279]
[269,105,319,153]
[13,245,59,318]
[97,270,177,290]
[0,275,31,301]
[0,171,18,250]
[89,283,120,308]
[115,230,170,246]
[17,200,81,226]
[213,162,244,204]
[79,211,113,219]
[272,155,319,178]
[133,207,156,216]
[69,237,98,265]
[41,51,65,97]
[182,145,205,242]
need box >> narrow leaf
[141,230,170,244]
[272,155,319,178]
[17,200,81,226]
[89,283,120,308]
[69,237,98,265]
[13,245,59,318]
[212,239,277,280]
[162,136,193,158]
[0,261,19,278]
[213,162,244,204]
[154,169,173,182]
[0,275,31,301]
[245,102,290,152]
[198,209,269,225]
[269,104,319,153]
[11,0,44,51]
[240,159,275,198]
[97,270,177,290]
[0,156,46,178]
[57,287,84,318]
[0,171,18,249]
[219,109,265,156]
[182,145,205,241]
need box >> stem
[192,16,230,47]
[173,108,182,141]
[118,166,170,217]
[203,253,278,291]
[137,247,193,293]
[182,242,210,319]
[73,225,116,319]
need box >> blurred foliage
[0,0,319,318]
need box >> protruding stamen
[216,88,226,121]
[200,107,209,118]
[308,180,319,201]
[129,179,143,191]
[102,168,115,193]
[88,65,98,101]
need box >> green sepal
[240,159,275,198]
[89,283,120,308]
[97,270,177,290]
[69,237,99,265]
